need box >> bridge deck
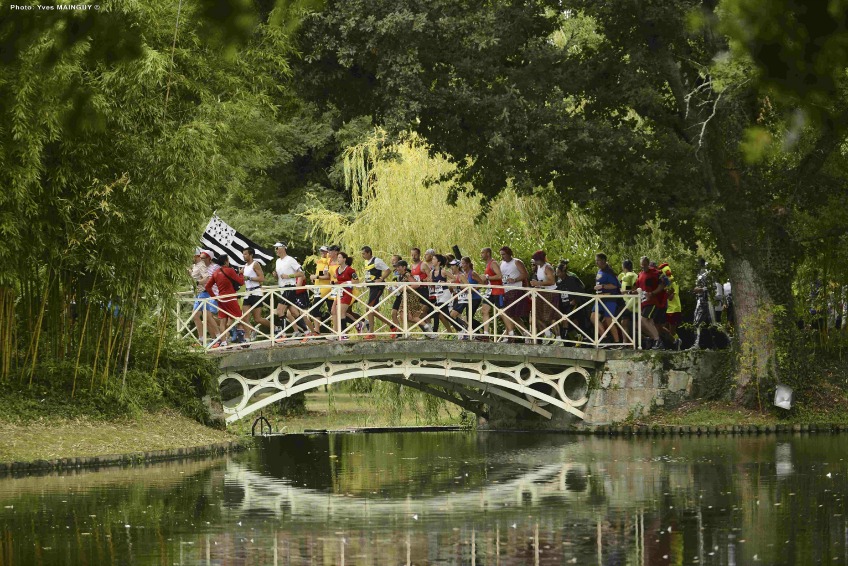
[214,339,622,371]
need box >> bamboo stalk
[1,288,7,380]
[90,311,107,391]
[101,312,117,388]
[10,289,18,376]
[121,264,144,395]
[7,288,14,379]
[72,292,94,397]
[151,309,169,380]
[26,272,53,387]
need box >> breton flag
[201,216,273,267]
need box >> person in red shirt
[479,247,504,339]
[205,255,246,347]
[331,252,360,340]
[634,256,667,350]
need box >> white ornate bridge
[175,283,644,424]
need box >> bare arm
[515,259,529,284]
[248,261,264,284]
[533,265,555,287]
[487,261,502,280]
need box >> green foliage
[0,0,311,408]
[720,0,848,115]
[303,132,714,291]
[0,341,218,425]
[297,0,848,392]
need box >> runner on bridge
[480,247,504,339]
[498,246,530,342]
[205,254,246,347]
[331,251,359,340]
[240,247,271,340]
[360,245,398,339]
[271,242,304,342]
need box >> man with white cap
[189,249,221,344]
[271,242,304,341]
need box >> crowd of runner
[189,243,728,350]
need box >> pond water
[0,432,846,565]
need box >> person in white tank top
[497,246,529,340]
[240,247,271,337]
[529,250,559,341]
[499,256,523,286]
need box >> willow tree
[296,0,848,399]
[0,0,301,387]
[303,131,703,293]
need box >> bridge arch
[214,341,600,424]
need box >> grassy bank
[631,397,848,428]
[0,356,234,463]
[0,409,236,463]
[0,388,463,463]
[229,391,467,435]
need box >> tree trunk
[724,255,778,408]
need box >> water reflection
[0,432,846,564]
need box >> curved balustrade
[175,282,642,350]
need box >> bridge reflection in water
[217,432,678,565]
[2,432,844,565]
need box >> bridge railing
[175,282,643,350]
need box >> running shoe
[355,321,365,333]
[365,333,376,340]
[274,334,287,343]
[340,335,350,341]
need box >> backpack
[222,267,242,292]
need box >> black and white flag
[201,216,273,267]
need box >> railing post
[334,292,341,339]
[402,284,408,338]
[530,287,537,343]
[175,299,181,338]
[269,291,276,341]
[465,286,471,339]
[202,297,208,348]
[637,299,642,349]
[593,296,599,348]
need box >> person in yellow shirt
[309,245,333,332]
[618,259,639,339]
[659,262,682,350]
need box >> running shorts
[642,304,667,324]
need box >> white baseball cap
[274,242,287,248]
